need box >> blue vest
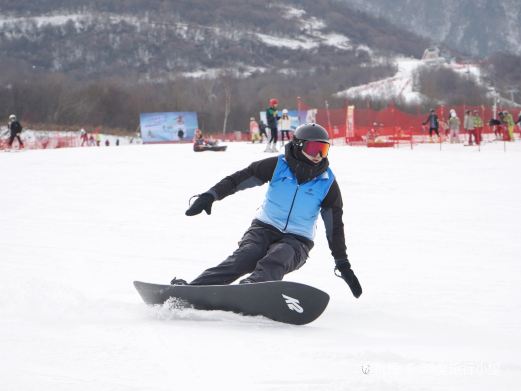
[255,155,335,240]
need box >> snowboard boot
[170,277,188,285]
[239,278,255,284]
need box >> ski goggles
[302,140,330,157]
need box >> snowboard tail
[134,280,329,325]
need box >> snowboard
[134,280,329,325]
[193,145,227,152]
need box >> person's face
[301,149,324,164]
[300,140,330,163]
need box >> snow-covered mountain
[340,0,521,57]
[0,0,431,80]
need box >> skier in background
[422,109,439,142]
[448,109,461,143]
[171,123,362,299]
[177,129,185,141]
[80,128,88,146]
[249,117,261,143]
[258,120,268,143]
[503,110,515,141]
[265,98,280,152]
[489,112,502,139]
[464,110,476,145]
[279,109,292,147]
[473,109,483,145]
[7,114,24,149]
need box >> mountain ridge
[339,0,521,57]
[0,0,432,80]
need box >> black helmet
[293,123,329,143]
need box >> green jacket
[504,113,515,127]
[266,107,280,129]
[473,115,483,127]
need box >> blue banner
[140,112,198,143]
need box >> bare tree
[220,73,233,135]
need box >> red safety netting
[297,98,348,144]
[0,133,80,151]
[295,98,521,145]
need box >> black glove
[185,193,215,216]
[335,259,362,298]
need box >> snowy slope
[335,57,485,104]
[1,142,520,390]
[336,57,426,103]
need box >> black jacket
[205,156,348,260]
[9,120,22,135]
[423,113,439,129]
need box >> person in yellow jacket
[503,111,515,141]
[472,110,484,145]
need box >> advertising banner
[346,105,355,138]
[140,112,198,143]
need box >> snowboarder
[172,123,362,299]
[7,114,24,149]
[265,98,280,152]
[193,128,226,152]
[193,128,207,151]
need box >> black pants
[268,126,278,145]
[190,221,311,285]
[429,127,440,137]
[8,133,23,147]
[280,130,292,144]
